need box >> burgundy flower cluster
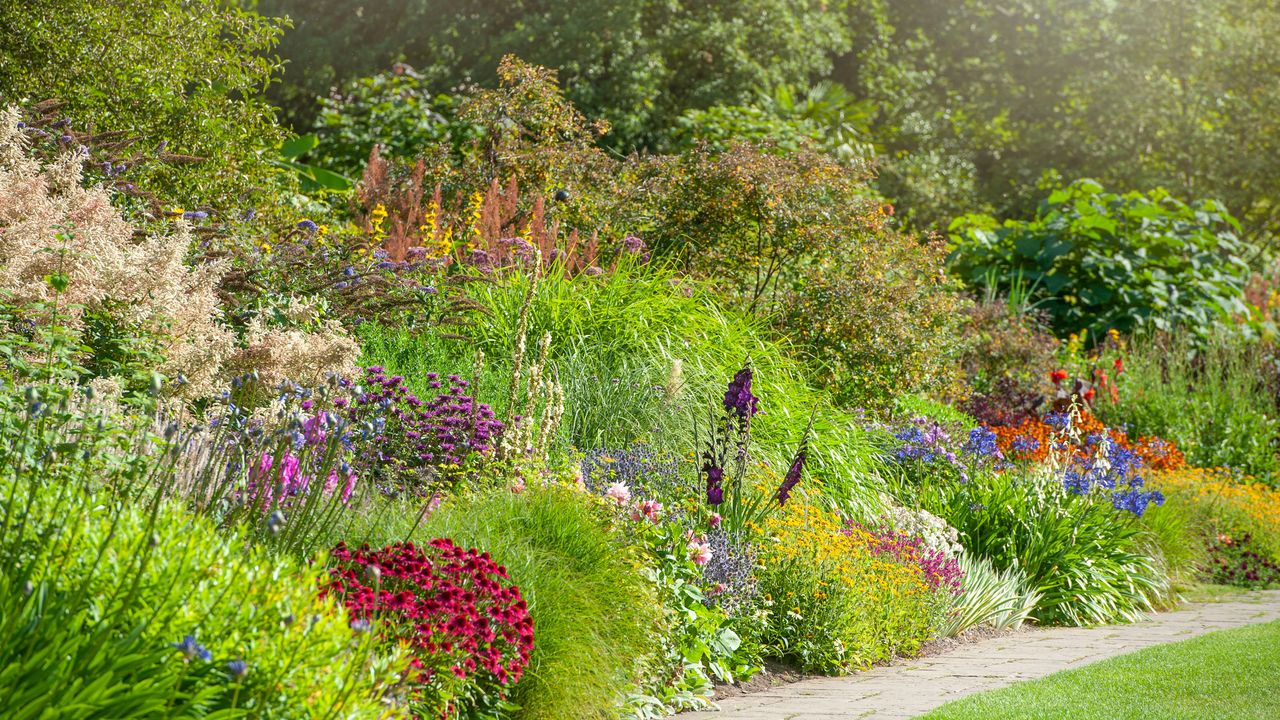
[339,366,503,490]
[847,523,964,595]
[324,539,534,711]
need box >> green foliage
[640,142,969,407]
[909,467,1167,626]
[0,381,403,719]
[311,64,478,177]
[357,263,891,517]
[0,0,289,209]
[395,485,664,720]
[261,0,857,150]
[671,82,876,164]
[625,521,761,717]
[867,0,1280,247]
[949,181,1252,340]
[1096,332,1280,479]
[942,553,1039,636]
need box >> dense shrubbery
[949,181,1252,340]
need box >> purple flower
[723,366,759,423]
[226,659,249,680]
[622,235,645,253]
[297,219,318,233]
[182,210,208,221]
[777,446,806,506]
[704,464,725,506]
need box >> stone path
[681,590,1280,720]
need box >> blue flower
[171,635,212,662]
[226,659,249,680]
[182,210,208,221]
[963,427,1002,459]
[297,219,318,233]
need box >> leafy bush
[261,1,857,150]
[0,1,287,209]
[641,142,969,406]
[312,64,477,176]
[1093,332,1280,479]
[949,180,1252,339]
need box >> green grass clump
[921,620,1280,720]
[359,262,891,517]
[379,484,664,720]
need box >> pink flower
[510,477,526,494]
[708,513,722,529]
[707,582,727,596]
[604,482,631,506]
[302,411,328,445]
[687,539,712,566]
[630,499,663,523]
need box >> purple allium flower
[723,366,759,423]
[622,235,645,253]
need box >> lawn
[920,620,1280,720]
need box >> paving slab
[679,590,1280,719]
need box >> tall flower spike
[723,365,759,423]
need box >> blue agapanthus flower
[171,635,212,662]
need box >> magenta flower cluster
[847,523,964,595]
[243,408,357,510]
[339,367,503,490]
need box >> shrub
[758,496,946,673]
[312,64,478,177]
[959,296,1059,397]
[387,484,665,720]
[640,142,970,406]
[0,1,287,209]
[1093,332,1280,479]
[949,180,1252,340]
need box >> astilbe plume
[0,106,362,398]
[324,540,533,715]
[341,366,503,491]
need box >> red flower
[1050,369,1069,384]
[1113,357,1125,374]
[1083,388,1097,402]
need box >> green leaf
[280,133,319,160]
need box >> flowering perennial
[324,539,533,713]
[342,367,503,490]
